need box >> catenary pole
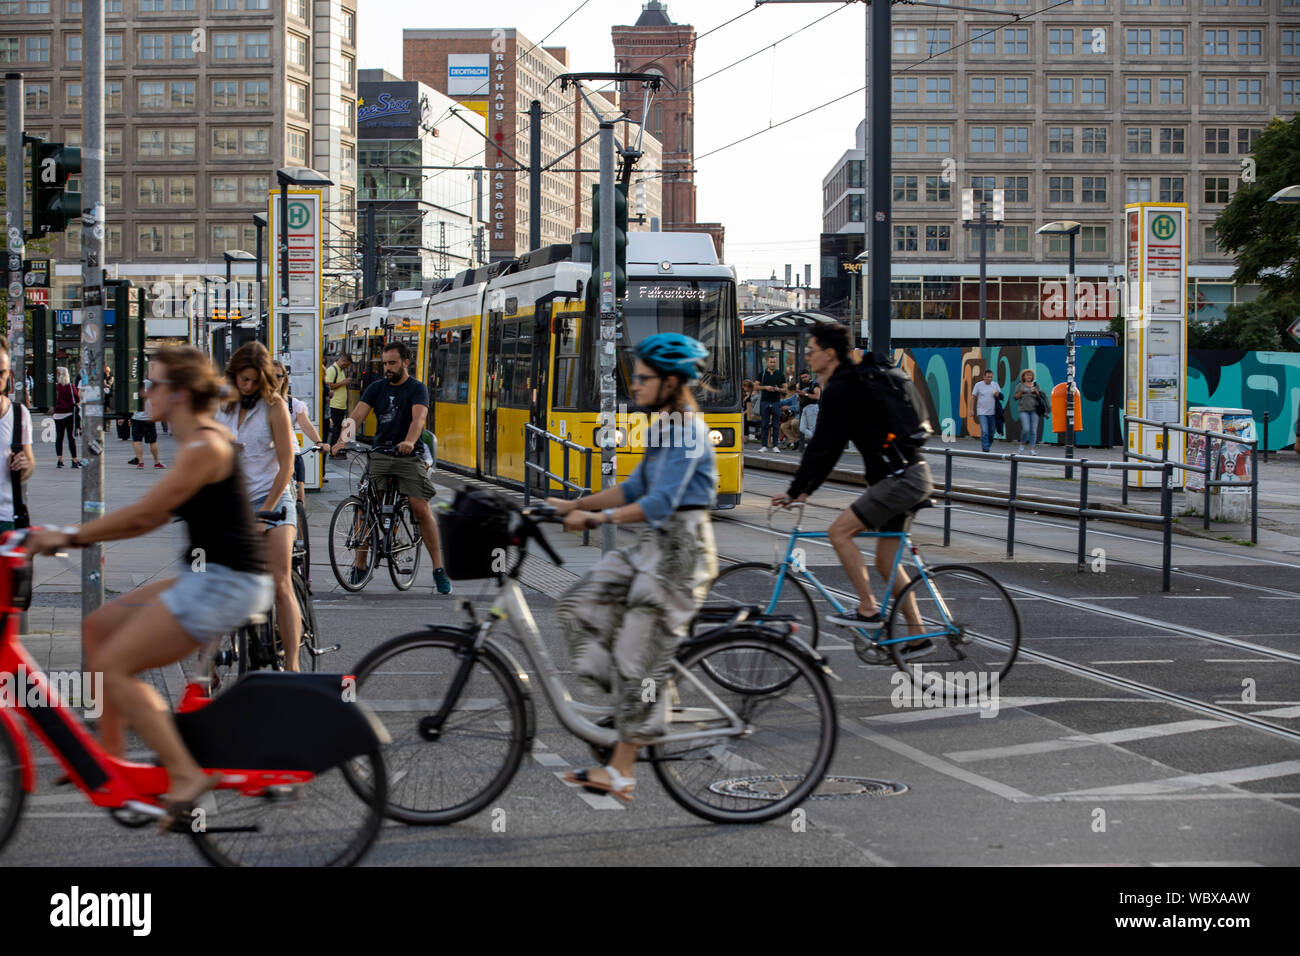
[598,120,616,553]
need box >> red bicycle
[0,529,390,867]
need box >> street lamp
[223,249,256,361]
[252,212,268,344]
[963,189,1004,351]
[1038,220,1082,476]
[275,166,333,359]
[200,276,222,356]
[1267,184,1300,204]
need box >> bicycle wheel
[208,627,248,694]
[698,562,819,694]
[295,499,310,585]
[387,501,423,591]
[884,564,1021,687]
[0,720,26,853]
[650,631,837,824]
[328,496,378,591]
[345,629,528,825]
[188,749,387,867]
[293,571,319,673]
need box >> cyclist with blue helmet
[548,332,719,803]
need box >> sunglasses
[632,373,660,385]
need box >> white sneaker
[760,446,769,453]
[1031,448,1038,456]
[773,446,781,453]
[1017,444,1024,454]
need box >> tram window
[552,312,582,411]
[434,328,472,404]
[499,321,518,408]
[515,326,533,406]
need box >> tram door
[482,312,502,478]
[526,302,553,494]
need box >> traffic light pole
[597,120,616,554]
[5,73,30,539]
[80,0,106,623]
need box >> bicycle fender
[0,706,35,792]
[483,638,537,753]
[175,673,389,773]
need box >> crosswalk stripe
[1052,760,1300,797]
[1248,705,1300,718]
[864,696,1067,723]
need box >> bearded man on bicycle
[331,340,451,594]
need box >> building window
[65,34,81,61]
[138,80,164,110]
[25,36,49,61]
[1003,77,1029,104]
[243,79,268,108]
[287,127,307,163]
[64,81,80,111]
[213,0,235,8]
[288,33,307,70]
[1158,29,1183,55]
[893,77,918,103]
[138,176,164,206]
[105,176,120,204]
[1204,176,1230,203]
[1203,224,1219,254]
[1284,31,1300,58]
[212,80,237,108]
[1204,128,1229,153]
[892,225,918,251]
[1204,30,1228,56]
[169,175,193,204]
[1002,226,1028,252]
[1127,127,1152,154]
[1238,128,1260,153]
[1127,177,1152,202]
[969,28,995,55]
[970,176,996,202]
[141,0,163,10]
[105,128,121,157]
[1159,176,1184,202]
[925,126,950,152]
[1003,126,1028,152]
[1284,79,1298,105]
[1049,126,1074,153]
[343,10,355,44]
[171,0,195,9]
[23,81,48,111]
[288,81,307,115]
[140,33,164,60]
[925,28,951,55]
[137,225,164,254]
[245,31,268,58]
[925,175,950,202]
[892,126,918,152]
[1003,28,1028,55]
[1049,176,1074,203]
[1082,177,1106,203]
[288,0,306,18]
[970,126,995,152]
[893,175,918,202]
[211,175,238,204]
[169,128,194,156]
[212,128,238,157]
[214,33,238,58]
[1080,77,1106,105]
[1204,78,1229,105]
[1083,28,1107,54]
[1159,127,1184,153]
[1236,78,1262,105]
[105,80,121,110]
[246,0,269,9]
[925,77,950,104]
[170,32,194,60]
[1003,176,1029,203]
[105,34,120,60]
[1048,77,1073,104]
[1081,225,1106,254]
[168,223,193,254]
[242,174,267,203]
[1126,29,1151,56]
[1159,78,1184,105]
[924,225,951,252]
[893,28,918,54]
[343,55,355,88]
[138,128,165,158]
[1237,29,1261,56]
[170,80,194,110]
[1127,77,1152,104]
[242,127,267,156]
[0,39,18,64]
[970,76,995,104]
[847,195,863,221]
[1049,28,1073,55]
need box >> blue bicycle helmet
[634,333,709,382]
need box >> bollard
[583,449,594,547]
[1006,457,1018,559]
[943,451,953,547]
[1251,440,1258,545]
[1263,410,1270,464]
[1203,435,1214,530]
[1077,461,1089,571]
[1161,463,1173,592]
[1121,415,1129,506]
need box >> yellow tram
[328,232,743,507]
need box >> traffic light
[591,183,628,300]
[31,141,81,237]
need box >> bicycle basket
[436,487,519,579]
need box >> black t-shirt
[758,369,785,402]
[360,375,429,446]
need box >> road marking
[1248,705,1300,719]
[864,696,1070,723]
[944,719,1231,763]
[945,739,1096,763]
[848,722,1032,800]
[1162,595,1230,599]
[1053,760,1300,797]
[532,752,568,768]
[1090,659,1174,665]
[553,771,626,810]
[1205,659,1295,663]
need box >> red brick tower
[612,1,725,259]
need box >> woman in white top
[214,342,302,670]
[272,360,329,505]
[0,345,35,531]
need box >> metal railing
[523,423,595,545]
[925,444,1177,591]
[1121,415,1258,545]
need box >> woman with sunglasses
[272,360,330,506]
[28,347,272,829]
[214,342,302,671]
[0,343,34,531]
[546,333,718,803]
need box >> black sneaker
[895,638,936,660]
[826,608,883,628]
[126,457,139,465]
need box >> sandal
[563,765,636,803]
[157,774,223,834]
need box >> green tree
[1215,115,1300,301]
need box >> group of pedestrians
[743,354,820,453]
[971,367,1048,455]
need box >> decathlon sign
[448,54,491,95]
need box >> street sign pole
[5,72,30,549]
[598,121,616,554]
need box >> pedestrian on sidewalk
[324,353,353,455]
[778,384,802,449]
[273,360,329,504]
[53,367,80,469]
[130,384,164,469]
[756,353,784,452]
[0,343,34,532]
[1013,369,1047,456]
[971,368,1002,453]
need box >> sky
[357,0,870,283]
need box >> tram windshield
[588,279,739,412]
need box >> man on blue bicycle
[770,322,933,659]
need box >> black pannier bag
[436,487,517,580]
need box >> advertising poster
[1144,322,1181,422]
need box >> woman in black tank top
[29,347,274,827]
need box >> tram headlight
[708,428,733,447]
[592,427,627,449]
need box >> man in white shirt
[130,381,163,470]
[0,339,35,531]
[971,368,1001,453]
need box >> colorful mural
[891,347,1300,452]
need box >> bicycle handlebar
[768,500,806,529]
[255,507,288,524]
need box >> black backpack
[853,352,933,449]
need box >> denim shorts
[160,563,274,646]
[252,487,297,529]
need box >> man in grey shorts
[770,322,934,659]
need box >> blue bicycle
[706,501,1021,684]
